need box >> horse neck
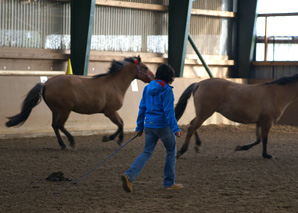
[111,64,137,95]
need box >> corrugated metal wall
[0,0,70,49]
[0,0,234,57]
[251,66,298,79]
[188,0,234,56]
[92,4,168,52]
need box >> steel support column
[168,0,194,77]
[235,0,258,78]
[71,0,95,75]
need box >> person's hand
[136,131,143,137]
[175,131,182,137]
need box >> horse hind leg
[189,118,202,153]
[51,110,74,149]
[102,111,124,145]
[52,124,67,149]
[177,117,205,158]
[194,131,202,153]
[59,126,75,148]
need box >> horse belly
[218,102,260,124]
[220,111,257,124]
[72,102,105,114]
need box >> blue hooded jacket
[136,80,181,134]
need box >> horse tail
[175,83,199,121]
[6,83,45,127]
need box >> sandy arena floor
[1,124,298,213]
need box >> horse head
[134,56,154,83]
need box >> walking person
[121,64,183,192]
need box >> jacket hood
[148,80,167,96]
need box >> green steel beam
[188,34,213,78]
[235,0,258,78]
[71,0,95,75]
[168,0,194,77]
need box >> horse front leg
[102,111,124,145]
[235,122,272,159]
[235,124,261,151]
[261,123,273,159]
[261,136,272,159]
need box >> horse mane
[93,57,138,79]
[265,74,298,85]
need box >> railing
[256,12,298,62]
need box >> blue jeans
[125,127,177,188]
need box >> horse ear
[137,55,141,63]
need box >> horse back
[43,75,114,114]
[194,78,279,123]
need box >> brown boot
[121,174,133,192]
[165,183,183,190]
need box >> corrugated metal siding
[188,16,233,55]
[92,5,168,52]
[188,0,234,56]
[251,66,298,79]
[0,0,70,49]
[0,0,233,56]
[193,0,222,10]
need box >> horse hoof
[234,145,242,151]
[70,143,75,148]
[61,146,66,150]
[194,146,200,153]
[117,140,123,146]
[102,135,110,142]
[263,153,272,159]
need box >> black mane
[93,57,138,78]
[265,74,298,85]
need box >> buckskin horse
[6,56,154,149]
[175,74,298,159]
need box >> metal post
[71,0,95,75]
[236,0,258,78]
[188,34,214,78]
[168,0,194,77]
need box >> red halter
[134,59,152,83]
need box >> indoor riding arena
[1,0,298,212]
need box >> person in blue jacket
[121,63,182,192]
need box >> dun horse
[6,56,154,149]
[175,74,298,159]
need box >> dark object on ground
[46,172,72,182]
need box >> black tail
[175,83,199,121]
[6,83,45,127]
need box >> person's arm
[163,88,181,134]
